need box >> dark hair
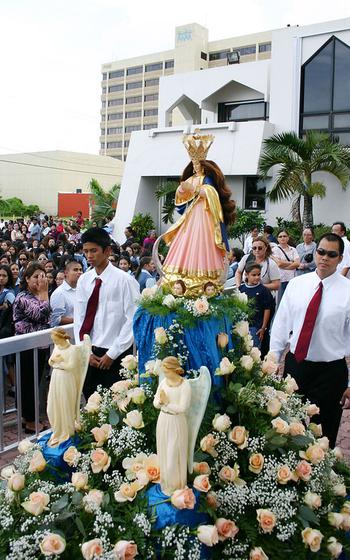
[81,227,111,250]
[245,262,262,274]
[118,255,131,267]
[332,222,347,235]
[21,262,45,291]
[125,226,135,236]
[317,233,344,256]
[135,256,152,280]
[232,247,244,262]
[0,264,14,289]
[264,225,274,235]
[181,160,236,225]
[65,259,82,272]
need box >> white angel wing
[74,335,92,419]
[186,366,212,474]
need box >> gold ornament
[183,129,215,166]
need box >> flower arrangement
[1,319,350,559]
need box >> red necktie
[79,278,102,341]
[294,282,323,363]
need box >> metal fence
[0,324,74,454]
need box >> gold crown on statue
[183,128,215,164]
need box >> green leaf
[108,408,120,426]
[75,517,86,538]
[289,434,313,449]
[269,436,287,447]
[71,492,83,506]
[51,494,69,513]
[298,505,319,526]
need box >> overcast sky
[0,0,349,156]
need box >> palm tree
[155,180,179,224]
[259,131,350,227]
[89,179,120,223]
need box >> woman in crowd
[142,230,157,255]
[134,256,156,291]
[118,255,132,274]
[13,262,50,433]
[295,227,316,276]
[46,269,57,297]
[271,229,300,301]
[235,236,280,294]
[10,262,21,295]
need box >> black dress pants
[83,345,133,400]
[284,351,348,448]
[20,348,47,422]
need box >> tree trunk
[302,194,314,228]
[291,195,301,226]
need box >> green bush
[227,208,265,245]
[130,212,156,243]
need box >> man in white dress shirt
[50,260,83,326]
[331,222,350,277]
[74,228,140,399]
[270,233,350,447]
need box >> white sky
[0,0,349,156]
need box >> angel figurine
[153,356,211,495]
[47,328,91,447]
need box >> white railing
[0,325,74,454]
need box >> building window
[126,95,142,104]
[125,125,141,132]
[239,45,256,56]
[218,100,268,122]
[126,110,142,119]
[300,36,350,145]
[124,140,130,148]
[145,78,159,87]
[144,109,158,117]
[143,123,157,130]
[145,62,163,72]
[107,128,123,135]
[101,129,105,135]
[108,84,123,93]
[259,42,271,53]
[127,66,143,76]
[109,70,124,79]
[124,155,128,161]
[165,60,174,69]
[144,93,159,102]
[102,87,107,93]
[102,72,107,80]
[102,101,106,108]
[201,51,207,61]
[244,177,266,210]
[108,99,123,106]
[126,81,142,90]
[107,113,123,121]
[107,141,123,148]
[101,142,105,149]
[209,50,230,61]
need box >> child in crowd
[239,262,274,349]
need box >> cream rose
[284,374,299,394]
[261,358,278,376]
[8,473,25,492]
[289,421,306,436]
[193,462,211,475]
[193,474,211,493]
[300,444,325,465]
[200,434,219,457]
[21,491,50,516]
[219,464,240,484]
[91,424,112,447]
[18,438,34,454]
[240,355,254,371]
[90,448,111,473]
[327,537,343,559]
[212,413,231,432]
[228,425,249,449]
[250,347,261,363]
[317,436,329,451]
[341,513,350,531]
[333,483,347,497]
[244,334,253,352]
[234,320,250,338]
[40,533,66,556]
[154,327,168,344]
[277,465,292,485]
[341,501,350,515]
[215,518,239,541]
[129,387,146,405]
[163,294,176,308]
[81,538,103,559]
[271,417,289,435]
[83,489,104,513]
[250,547,269,560]
[305,403,320,417]
[249,453,264,474]
[113,539,138,559]
[28,450,47,473]
[171,487,196,509]
[123,410,144,429]
[256,509,276,533]
[85,391,102,413]
[217,357,235,376]
[266,398,281,417]
[295,460,312,481]
[206,492,218,509]
[333,446,343,460]
[142,287,155,298]
[197,525,219,547]
[121,354,138,371]
[304,491,321,509]
[1,465,15,479]
[236,291,248,303]
[217,332,229,349]
[308,423,322,437]
[63,446,81,467]
[114,482,140,502]
[301,528,323,552]
[71,472,89,491]
[194,297,209,315]
[328,512,344,528]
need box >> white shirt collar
[90,261,114,283]
[62,280,76,292]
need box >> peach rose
[144,454,160,483]
[122,453,147,478]
[300,444,325,465]
[217,357,235,376]
[91,424,112,447]
[40,533,66,556]
[305,403,320,417]
[284,374,299,394]
[81,538,103,559]
[84,391,102,413]
[170,487,196,510]
[341,513,350,531]
[327,537,343,559]
[8,473,25,492]
[228,425,249,449]
[193,462,211,475]
[28,450,47,473]
[212,413,231,432]
[317,437,329,451]
[234,320,250,338]
[121,354,138,371]
[271,417,289,435]
[219,464,240,484]
[21,491,50,516]
[261,357,278,375]
[308,423,322,437]
[113,540,138,559]
[197,525,219,547]
[249,453,264,474]
[301,528,323,552]
[193,474,211,493]
[240,355,254,371]
[328,512,344,528]
[250,347,261,363]
[217,332,229,349]
[333,446,343,460]
[90,448,111,473]
[71,472,89,491]
[83,489,104,513]
[194,297,209,315]
[250,547,269,560]
[215,518,239,541]
[63,446,81,467]
[256,509,276,534]
[114,482,140,502]
[295,460,312,481]
[206,492,218,509]
[341,501,350,515]
[200,434,219,457]
[111,380,132,394]
[289,421,306,436]
[266,398,281,417]
[277,465,292,485]
[18,438,34,454]
[154,327,168,344]
[123,410,144,429]
[304,491,322,509]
